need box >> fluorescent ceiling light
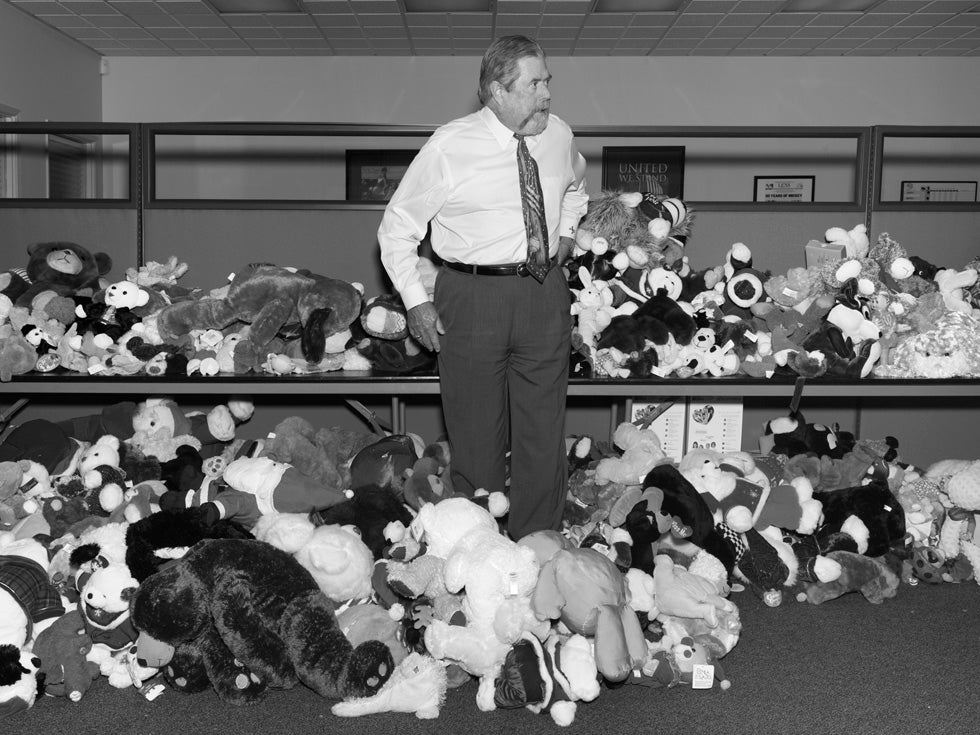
[593,0,683,11]
[404,0,492,11]
[208,0,304,14]
[781,0,876,11]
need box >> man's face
[494,55,552,136]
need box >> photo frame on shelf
[345,149,417,202]
[753,175,815,203]
[601,146,685,197]
[900,180,978,203]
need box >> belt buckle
[516,263,530,278]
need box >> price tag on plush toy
[691,664,715,689]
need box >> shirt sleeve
[558,137,589,240]
[377,142,451,311]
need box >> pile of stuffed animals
[567,191,980,380]
[1,390,979,724]
[2,191,980,382]
[2,196,980,722]
[0,244,438,381]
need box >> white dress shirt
[378,106,589,310]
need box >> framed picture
[601,146,685,197]
[753,175,815,203]
[345,149,417,202]
[900,180,978,203]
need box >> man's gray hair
[478,35,546,106]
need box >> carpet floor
[5,580,978,735]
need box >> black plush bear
[130,538,393,705]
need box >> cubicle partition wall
[2,123,979,465]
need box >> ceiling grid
[4,0,979,56]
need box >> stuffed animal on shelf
[130,538,394,705]
[12,241,113,309]
[152,263,363,373]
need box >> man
[378,35,589,540]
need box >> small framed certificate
[753,175,815,203]
[900,181,977,203]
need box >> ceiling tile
[10,0,980,57]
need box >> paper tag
[508,573,520,597]
[691,664,715,689]
[88,363,105,374]
[227,272,236,282]
[126,652,144,688]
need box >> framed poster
[900,180,977,203]
[345,149,417,202]
[753,175,815,203]
[601,146,685,197]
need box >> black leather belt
[444,258,556,277]
[445,261,528,276]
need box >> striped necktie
[515,134,550,283]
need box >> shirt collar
[480,106,520,150]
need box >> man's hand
[407,302,445,353]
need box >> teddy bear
[152,264,364,372]
[935,460,980,582]
[253,513,375,604]
[12,241,113,309]
[0,459,53,528]
[73,558,159,689]
[130,538,394,704]
[260,415,373,498]
[0,324,38,382]
[31,609,101,702]
[824,223,870,259]
[53,434,130,518]
[0,644,41,716]
[423,526,547,711]
[593,421,669,487]
[530,546,648,685]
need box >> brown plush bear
[130,538,393,705]
[14,241,113,308]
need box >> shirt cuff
[399,283,432,312]
[558,217,580,239]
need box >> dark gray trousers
[435,264,571,540]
